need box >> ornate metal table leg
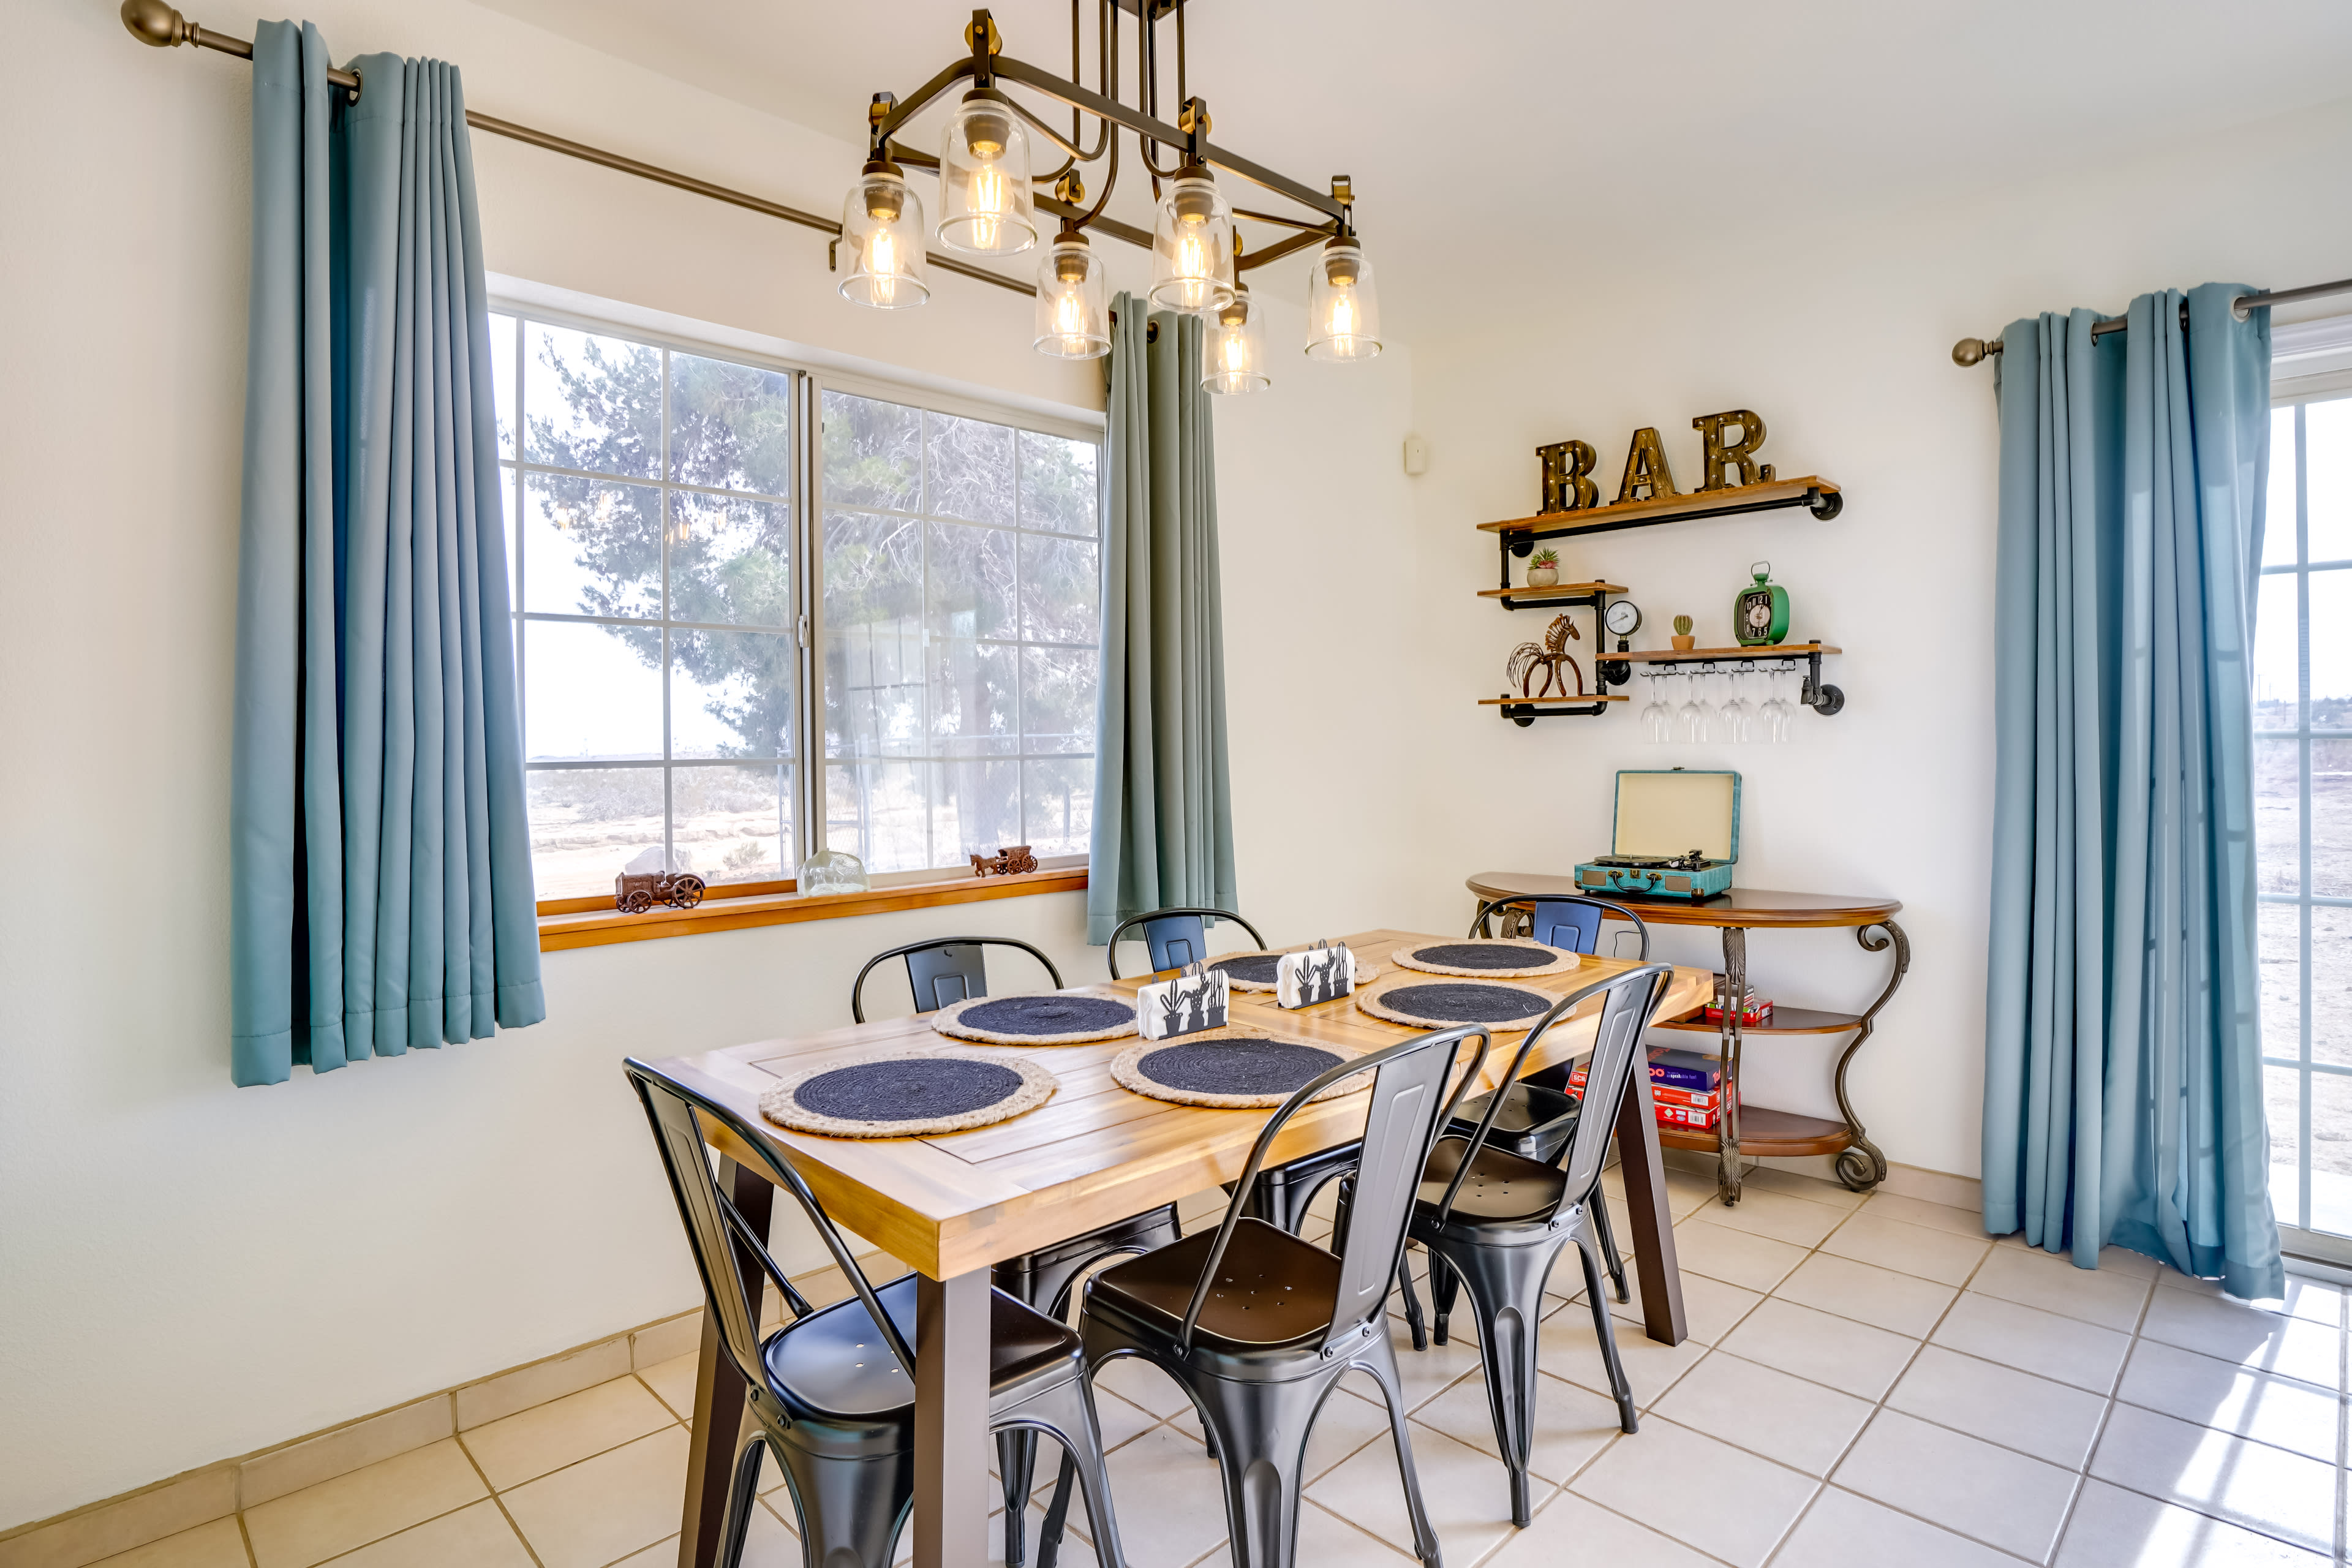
[1716,926,1746,1205]
[1831,920,1907,1192]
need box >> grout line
[236,1510,258,1568]
[451,1436,549,1568]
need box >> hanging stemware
[1642,668,1673,742]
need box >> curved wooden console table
[1465,875,1908,1206]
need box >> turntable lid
[1613,770,1739,862]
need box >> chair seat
[1444,1081,1581,1166]
[1087,1219,1340,1355]
[763,1275,1081,1428]
[1413,1139,1567,1229]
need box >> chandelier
[840,2,1378,393]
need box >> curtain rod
[117,0,1039,301]
[1951,276,2352,366]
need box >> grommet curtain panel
[1087,299,1237,942]
[230,23,542,1086]
[1984,282,2282,1299]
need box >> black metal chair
[622,1060,1127,1568]
[1404,963,1674,1527]
[1397,893,1653,1331]
[1104,906,1268,979]
[847,935,1178,1566]
[1080,1024,1493,1568]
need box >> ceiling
[477,0,2352,339]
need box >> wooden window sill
[537,867,1089,952]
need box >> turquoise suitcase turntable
[1575,769,1740,901]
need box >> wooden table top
[648,930,1712,1280]
[1466,874,1902,929]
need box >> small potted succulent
[1527,548,1561,587]
[1670,614,1697,650]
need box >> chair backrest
[850,936,1065,1022]
[1433,964,1673,1227]
[622,1059,916,1390]
[1472,895,1649,960]
[1182,1025,1490,1352]
[1104,907,1268,980]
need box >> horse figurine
[1506,614,1585,699]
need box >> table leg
[1831,921,1907,1191]
[1716,927,1747,1205]
[1613,1068,1688,1346]
[914,1268,993,1568]
[677,1158,772,1568]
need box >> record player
[1574,769,1740,901]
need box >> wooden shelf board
[1613,643,1841,662]
[1655,1006,1864,1036]
[1474,581,1627,600]
[1478,477,1840,537]
[1476,695,1630,707]
[1657,1105,1853,1158]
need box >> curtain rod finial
[1951,337,1991,367]
[122,0,190,48]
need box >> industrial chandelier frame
[842,1,1380,382]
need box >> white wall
[1401,94,2352,1180]
[0,0,1415,1528]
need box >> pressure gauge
[1604,600,1643,638]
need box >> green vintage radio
[1574,769,1741,901]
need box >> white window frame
[489,299,1106,899]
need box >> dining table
[645,928,1713,1568]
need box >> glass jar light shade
[1202,288,1269,393]
[839,166,929,309]
[1033,237,1109,358]
[1149,172,1235,313]
[938,95,1037,255]
[1305,238,1382,360]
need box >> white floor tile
[1089,1355,1196,1419]
[1932,1292,2133,1394]
[1652,1350,1875,1477]
[1687,1187,1846,1248]
[1570,1417,1817,1568]
[1487,1490,1718,1568]
[1305,1422,1525,1568]
[1536,1300,1708,1409]
[1768,1486,2026,1568]
[1382,1322,1487,1411]
[2114,1340,2342,1464]
[1669,1218,1811,1293]
[1096,1425,1227,1568]
[2138,1289,2345,1390]
[1832,1408,2079,1562]
[1295,1500,1413,1566]
[1859,1192,1992,1238]
[2277,1276,2346,1329]
[2087,1403,2337,1557]
[1411,1369,1629,1485]
[1818,1211,1994,1287]
[1740,1166,1869,1211]
[1716,1298,1920,1401]
[1773,1252,1961,1338]
[1578,1265,1765,1345]
[2054,1478,2332,1567]
[1969,1245,2155,1333]
[1885,1343,2111,1469]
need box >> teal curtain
[231,23,542,1086]
[1983,283,2281,1298]
[1087,298,1237,942]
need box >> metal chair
[1080,1024,1493,1568]
[1404,964,1675,1526]
[622,1060,1128,1568]
[1399,893,1651,1329]
[1104,906,1268,979]
[847,935,1179,1567]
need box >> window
[820,390,1100,876]
[2255,393,2352,1257]
[488,312,1102,905]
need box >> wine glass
[1723,662,1755,744]
[1641,669,1673,742]
[1678,665,1709,744]
[1761,665,1794,742]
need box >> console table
[1465,875,1907,1206]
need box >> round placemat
[1205,951,1382,992]
[931,993,1138,1045]
[1357,980,1558,1032]
[1109,1028,1371,1109]
[759,1050,1058,1138]
[1387,940,1578,979]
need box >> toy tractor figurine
[614,869,707,914]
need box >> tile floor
[102,1166,2350,1568]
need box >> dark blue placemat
[794,1058,1026,1122]
[1407,942,1556,970]
[1136,1039,1345,1096]
[1378,982,1551,1023]
[1208,954,1283,985]
[957,995,1136,1035]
